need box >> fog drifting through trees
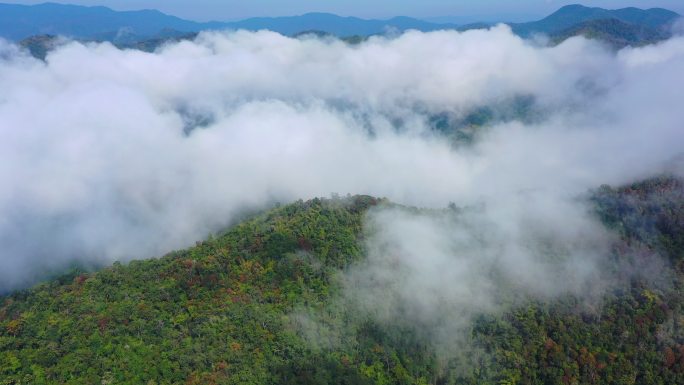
[0,25,683,294]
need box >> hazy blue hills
[511,4,680,36]
[0,2,223,41]
[3,2,682,53]
[227,13,456,36]
[0,2,455,41]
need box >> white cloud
[0,27,682,291]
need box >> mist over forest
[1,4,684,384]
[1,25,682,290]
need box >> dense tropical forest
[1,176,682,385]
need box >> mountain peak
[511,3,680,37]
[557,4,592,11]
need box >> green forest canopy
[1,177,683,385]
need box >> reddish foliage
[203,274,219,287]
[297,237,312,251]
[6,319,21,335]
[665,347,676,368]
[97,317,109,333]
[73,274,88,285]
[249,235,263,252]
[544,337,556,351]
[562,374,572,385]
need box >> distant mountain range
[3,2,681,56]
[0,2,459,41]
[0,2,222,40]
[511,4,679,36]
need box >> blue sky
[4,0,684,22]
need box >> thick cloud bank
[0,26,683,291]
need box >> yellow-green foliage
[1,180,684,385]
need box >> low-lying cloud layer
[0,25,683,291]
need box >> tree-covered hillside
[511,4,679,37]
[550,18,670,49]
[1,178,684,385]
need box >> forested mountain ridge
[1,177,684,384]
[549,18,671,49]
[3,2,681,52]
[0,2,220,41]
[0,2,455,42]
[511,4,680,37]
